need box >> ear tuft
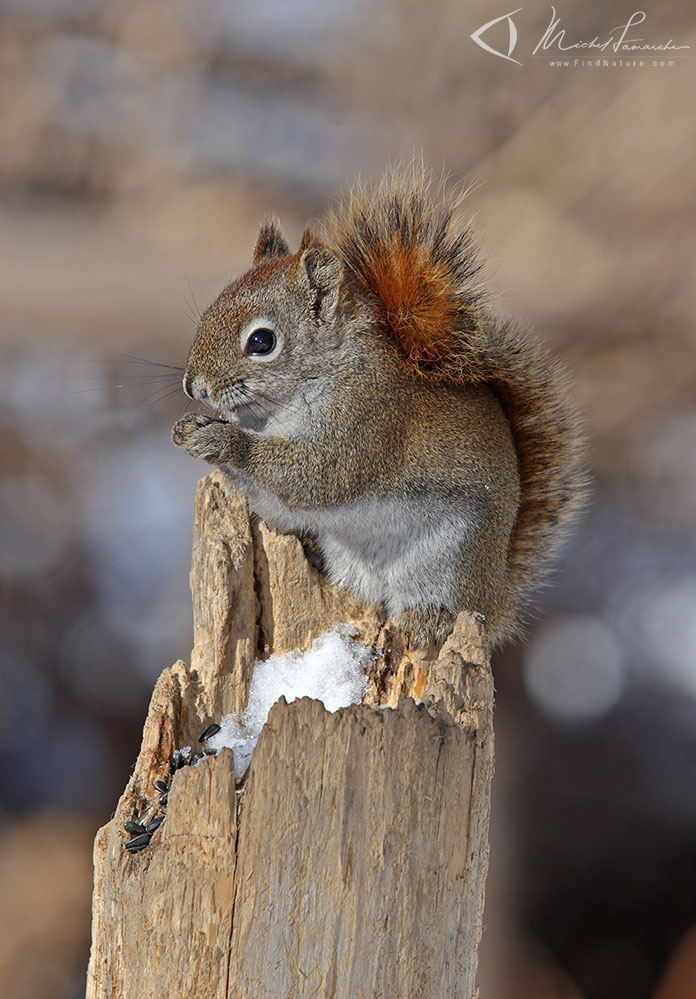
[298,229,341,291]
[296,229,342,320]
[303,246,342,295]
[252,219,290,266]
[298,227,315,254]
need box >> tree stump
[86,470,494,999]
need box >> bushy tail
[323,164,587,600]
[477,319,588,596]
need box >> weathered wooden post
[86,470,494,999]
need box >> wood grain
[86,470,494,999]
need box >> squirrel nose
[185,373,211,403]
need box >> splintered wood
[86,470,494,999]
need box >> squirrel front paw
[397,606,456,651]
[171,413,241,465]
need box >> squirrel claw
[171,413,232,464]
[171,413,215,448]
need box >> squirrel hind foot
[396,606,457,652]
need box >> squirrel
[172,166,586,649]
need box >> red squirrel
[172,166,587,648]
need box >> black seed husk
[124,820,145,836]
[126,832,152,852]
[198,723,221,743]
[171,747,191,770]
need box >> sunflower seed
[125,832,152,853]
[198,723,221,743]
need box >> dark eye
[245,327,277,356]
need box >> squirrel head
[183,221,358,434]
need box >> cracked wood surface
[86,470,494,999]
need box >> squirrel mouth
[210,403,242,424]
[205,399,236,422]
[208,389,262,428]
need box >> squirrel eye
[245,327,277,356]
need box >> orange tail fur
[324,165,587,603]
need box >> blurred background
[0,0,695,996]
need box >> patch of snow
[207,625,373,777]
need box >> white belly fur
[239,479,474,616]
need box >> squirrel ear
[252,219,290,266]
[296,229,342,320]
